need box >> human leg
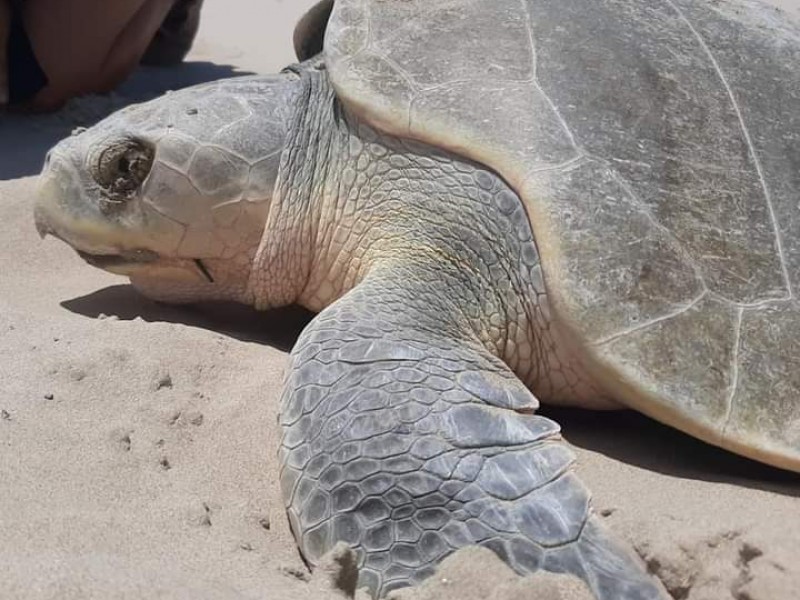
[19,0,176,110]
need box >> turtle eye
[93,138,154,199]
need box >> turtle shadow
[0,61,252,180]
[61,283,313,352]
[544,406,800,498]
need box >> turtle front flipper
[278,269,666,599]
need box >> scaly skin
[34,67,664,599]
[273,69,658,598]
[254,68,608,407]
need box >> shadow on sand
[544,406,800,498]
[0,61,253,180]
[64,283,800,499]
[62,283,313,353]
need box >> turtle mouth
[76,249,215,283]
[76,248,160,272]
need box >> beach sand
[1,1,799,598]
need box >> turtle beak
[34,158,112,253]
[34,178,54,240]
[34,152,88,245]
[34,168,64,240]
[34,210,53,239]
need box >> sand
[1,1,799,599]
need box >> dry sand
[1,1,799,599]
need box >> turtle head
[34,74,301,305]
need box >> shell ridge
[665,0,793,300]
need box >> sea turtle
[33,0,800,598]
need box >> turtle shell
[301,0,800,471]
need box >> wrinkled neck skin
[248,66,339,309]
[255,68,603,405]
